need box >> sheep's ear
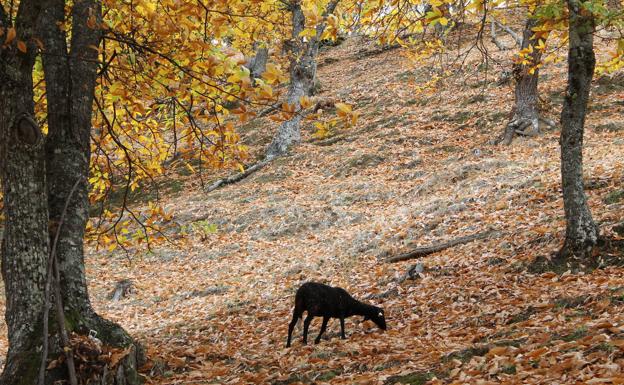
[378,311,383,318]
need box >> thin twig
[39,177,82,385]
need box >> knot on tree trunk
[11,113,43,147]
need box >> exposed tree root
[385,229,498,263]
[497,116,556,145]
[528,237,624,274]
[205,158,272,193]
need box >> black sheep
[286,282,387,347]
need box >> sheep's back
[296,282,352,318]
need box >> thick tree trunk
[266,0,339,158]
[558,0,598,262]
[40,1,142,383]
[502,16,542,145]
[0,2,50,384]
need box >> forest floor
[3,26,624,385]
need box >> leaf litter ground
[2,32,624,384]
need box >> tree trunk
[40,0,142,383]
[0,2,50,384]
[266,0,339,158]
[502,16,542,145]
[558,0,598,262]
[249,43,269,82]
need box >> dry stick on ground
[39,178,82,385]
[385,229,498,263]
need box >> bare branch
[492,17,522,46]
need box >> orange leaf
[17,40,27,53]
[5,27,16,45]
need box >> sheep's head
[364,307,386,330]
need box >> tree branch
[492,18,522,46]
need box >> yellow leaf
[299,95,313,109]
[335,102,352,117]
[262,63,285,85]
[298,28,317,39]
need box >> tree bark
[40,0,142,383]
[558,0,598,262]
[502,15,542,145]
[266,0,339,158]
[0,2,50,383]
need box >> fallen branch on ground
[385,229,498,263]
[205,158,272,193]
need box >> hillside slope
[4,35,624,384]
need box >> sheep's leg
[302,314,314,345]
[315,316,329,344]
[340,318,346,339]
[286,309,302,347]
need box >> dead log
[385,229,497,263]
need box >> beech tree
[558,0,599,262]
[1,0,141,383]
[266,0,340,158]
[501,14,544,145]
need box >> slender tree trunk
[266,0,339,158]
[249,42,269,82]
[502,16,542,145]
[0,2,50,384]
[558,0,598,262]
[40,0,142,382]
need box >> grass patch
[253,170,293,184]
[595,123,624,133]
[384,371,438,385]
[443,345,489,364]
[431,110,473,123]
[427,145,462,154]
[460,94,487,106]
[604,190,624,205]
[556,326,588,342]
[272,373,308,385]
[501,365,517,375]
[554,295,591,309]
[316,370,340,381]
